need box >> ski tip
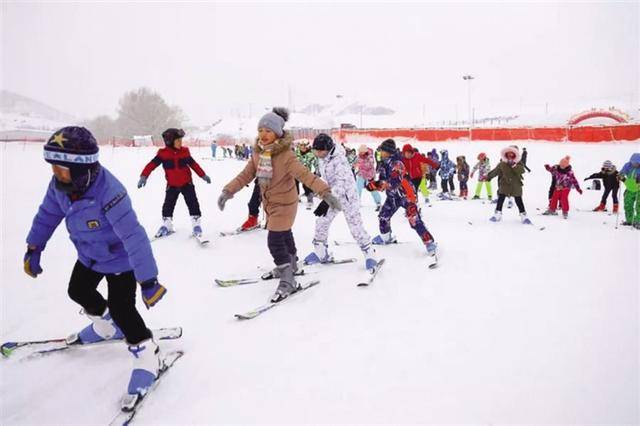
[1,343,17,358]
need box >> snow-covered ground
[0,140,638,424]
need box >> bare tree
[82,115,118,141]
[116,87,185,138]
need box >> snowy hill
[0,90,75,132]
[0,141,638,424]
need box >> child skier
[401,144,439,203]
[438,149,456,198]
[355,144,382,210]
[470,152,492,200]
[24,127,167,404]
[584,160,620,212]
[543,156,583,219]
[427,148,439,189]
[486,146,531,223]
[303,134,379,272]
[218,108,341,302]
[366,139,438,259]
[138,128,211,238]
[619,153,640,228]
[295,140,318,209]
[456,155,470,199]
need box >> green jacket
[621,168,639,192]
[486,161,525,197]
[296,148,318,173]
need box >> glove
[23,246,43,278]
[314,200,330,217]
[202,175,211,184]
[366,180,379,191]
[140,278,167,309]
[137,176,147,188]
[577,188,583,194]
[322,192,342,211]
[217,190,233,211]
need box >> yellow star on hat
[51,132,67,148]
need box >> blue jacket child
[23,126,167,400]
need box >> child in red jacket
[138,128,211,237]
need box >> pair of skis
[334,240,438,269]
[2,327,184,425]
[1,327,182,359]
[151,231,209,246]
[229,257,389,320]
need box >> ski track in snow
[1,141,638,424]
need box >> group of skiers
[20,108,640,411]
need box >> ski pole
[614,186,621,229]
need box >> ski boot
[122,338,161,409]
[191,215,202,237]
[562,212,568,219]
[303,240,333,265]
[621,221,633,226]
[426,241,437,256]
[593,203,606,212]
[361,244,379,273]
[270,263,300,303]
[240,214,259,231]
[634,222,640,230]
[542,209,558,216]
[372,232,397,245]
[75,308,124,344]
[520,212,532,225]
[489,211,502,222]
[154,217,174,238]
[472,195,480,200]
[612,203,619,213]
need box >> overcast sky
[2,1,638,124]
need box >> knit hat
[258,107,289,138]
[378,139,397,154]
[602,160,613,170]
[402,143,414,154]
[559,155,571,169]
[162,128,185,147]
[44,126,101,194]
[358,144,369,154]
[312,133,334,151]
[478,152,487,160]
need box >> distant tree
[116,87,185,138]
[82,115,118,141]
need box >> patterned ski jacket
[317,144,358,202]
[471,159,492,181]
[373,151,417,203]
[545,165,582,191]
[296,148,318,173]
[141,146,206,188]
[26,167,158,282]
[438,151,456,179]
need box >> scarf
[256,141,275,187]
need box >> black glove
[314,200,330,217]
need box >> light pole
[462,75,474,127]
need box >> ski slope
[1,140,638,424]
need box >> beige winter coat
[223,131,330,231]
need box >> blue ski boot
[77,308,124,344]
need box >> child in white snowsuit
[304,134,379,272]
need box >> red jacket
[402,152,439,180]
[141,147,206,187]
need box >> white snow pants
[314,192,371,249]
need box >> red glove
[366,181,379,191]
